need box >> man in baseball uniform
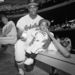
[15,1,46,75]
[15,18,52,75]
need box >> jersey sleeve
[16,16,27,32]
[16,19,24,31]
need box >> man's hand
[20,37,27,41]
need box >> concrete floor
[0,46,49,75]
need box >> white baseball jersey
[16,14,43,32]
[21,27,49,53]
[15,14,43,61]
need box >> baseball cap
[26,2,38,8]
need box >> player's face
[28,6,38,16]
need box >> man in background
[0,14,17,63]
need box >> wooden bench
[36,51,75,75]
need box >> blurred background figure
[0,14,17,63]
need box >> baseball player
[15,19,52,75]
[15,1,46,75]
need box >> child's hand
[35,49,45,54]
[20,37,27,41]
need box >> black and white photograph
[0,0,75,75]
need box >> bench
[36,51,75,75]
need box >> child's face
[40,22,48,31]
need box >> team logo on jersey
[24,24,38,31]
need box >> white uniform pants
[15,40,26,62]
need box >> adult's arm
[0,21,17,45]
